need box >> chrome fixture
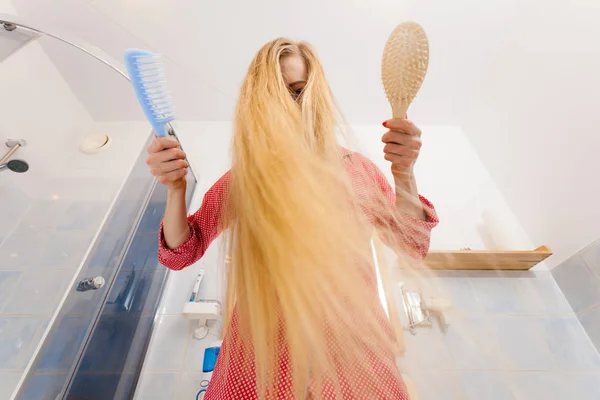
[0,20,38,63]
[76,276,106,292]
[0,139,29,173]
[400,283,432,334]
[399,282,453,334]
[0,159,28,173]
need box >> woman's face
[281,54,307,99]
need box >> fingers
[382,127,421,172]
[157,168,188,185]
[383,119,421,136]
[383,152,414,170]
[146,136,180,154]
[381,131,422,150]
[146,137,188,187]
[383,143,420,159]
[149,159,189,176]
[147,147,187,165]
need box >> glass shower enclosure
[0,16,195,399]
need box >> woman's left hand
[381,118,422,178]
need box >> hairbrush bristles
[381,22,429,118]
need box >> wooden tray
[419,246,553,271]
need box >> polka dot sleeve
[355,153,439,260]
[157,171,230,271]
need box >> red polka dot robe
[158,150,439,399]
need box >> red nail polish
[382,121,388,127]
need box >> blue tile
[87,233,128,269]
[141,269,167,315]
[78,314,140,373]
[458,371,516,400]
[137,201,166,233]
[36,315,91,371]
[0,373,22,399]
[144,236,160,270]
[106,269,166,315]
[579,306,600,352]
[77,315,154,375]
[491,317,555,370]
[121,233,160,271]
[104,270,138,313]
[552,254,600,313]
[68,372,135,400]
[542,317,600,370]
[582,239,600,278]
[3,270,71,315]
[0,317,46,370]
[0,271,22,310]
[124,316,153,372]
[16,372,67,400]
[105,199,146,232]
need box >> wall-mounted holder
[182,300,221,340]
[400,284,431,334]
[399,283,452,334]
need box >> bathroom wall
[0,0,16,14]
[133,122,600,399]
[458,0,600,269]
[553,238,600,355]
[0,36,149,398]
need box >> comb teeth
[381,22,429,118]
[124,49,176,131]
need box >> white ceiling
[7,0,521,124]
[5,0,600,266]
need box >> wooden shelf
[420,246,553,271]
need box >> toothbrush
[189,270,205,302]
[123,49,175,137]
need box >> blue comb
[124,49,175,137]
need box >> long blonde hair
[223,38,410,398]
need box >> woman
[147,38,438,399]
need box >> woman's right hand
[146,136,189,191]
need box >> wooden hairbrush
[373,22,430,356]
[381,21,430,119]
